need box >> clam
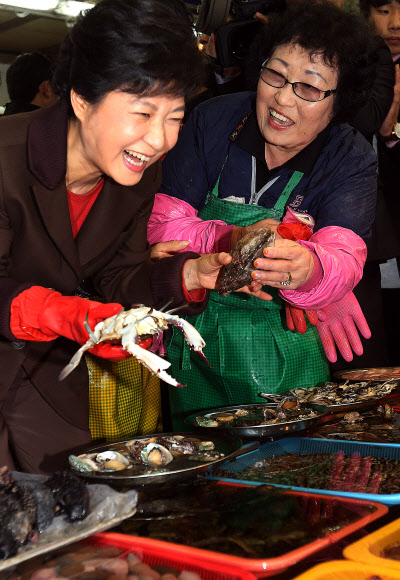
[198,441,215,451]
[210,413,234,423]
[141,443,173,467]
[235,409,249,417]
[196,416,219,427]
[96,450,131,471]
[69,453,103,473]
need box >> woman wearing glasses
[148,0,378,428]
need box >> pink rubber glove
[316,291,371,363]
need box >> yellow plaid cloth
[86,353,162,442]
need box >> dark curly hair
[246,0,378,123]
[359,0,400,19]
[52,0,206,116]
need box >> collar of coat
[27,99,70,190]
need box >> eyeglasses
[259,65,337,103]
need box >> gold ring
[280,272,292,287]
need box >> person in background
[3,52,58,116]
[149,0,378,429]
[360,0,400,366]
[0,0,245,474]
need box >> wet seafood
[116,481,375,560]
[0,468,89,561]
[259,379,397,407]
[337,367,400,382]
[216,450,400,494]
[140,443,173,467]
[69,451,132,473]
[195,404,321,428]
[69,435,221,474]
[6,540,205,580]
[58,304,208,387]
[310,404,400,442]
[217,227,275,296]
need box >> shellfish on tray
[69,435,221,473]
[217,227,275,297]
[259,380,397,407]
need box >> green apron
[167,167,330,430]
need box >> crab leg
[57,343,93,381]
[124,342,185,388]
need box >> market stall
[3,369,400,579]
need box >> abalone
[217,227,275,297]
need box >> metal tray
[185,403,326,439]
[316,397,384,414]
[333,367,400,385]
[69,431,246,486]
[259,390,392,414]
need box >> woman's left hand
[183,253,274,301]
[251,238,314,290]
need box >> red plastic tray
[85,533,256,580]
[94,483,388,579]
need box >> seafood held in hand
[217,227,275,296]
[259,380,397,408]
[195,403,322,429]
[58,304,208,387]
[69,435,223,474]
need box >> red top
[67,178,104,237]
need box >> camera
[196,0,282,68]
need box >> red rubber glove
[277,207,314,241]
[279,208,317,333]
[10,287,150,361]
[316,291,371,363]
[285,304,318,334]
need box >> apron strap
[209,156,303,220]
[267,170,304,221]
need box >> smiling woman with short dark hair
[148,0,380,429]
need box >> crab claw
[166,315,210,368]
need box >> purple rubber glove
[316,291,371,363]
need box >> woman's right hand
[183,253,273,301]
[231,218,280,248]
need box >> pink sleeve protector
[316,291,371,363]
[279,226,367,310]
[147,193,235,254]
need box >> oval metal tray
[260,386,396,414]
[333,367,400,385]
[185,403,326,439]
[69,431,244,486]
[318,398,385,414]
